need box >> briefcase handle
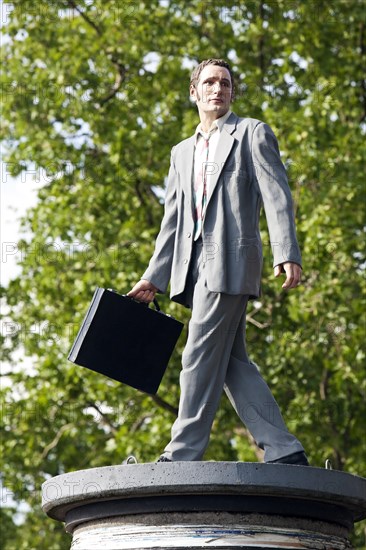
[134,296,162,311]
[113,290,161,312]
[139,298,161,312]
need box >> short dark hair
[190,58,235,98]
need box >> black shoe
[157,455,172,463]
[267,451,309,466]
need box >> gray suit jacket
[142,113,301,307]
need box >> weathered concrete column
[42,462,366,549]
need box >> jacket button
[187,232,191,238]
[183,259,188,264]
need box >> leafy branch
[66,0,103,36]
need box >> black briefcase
[68,287,184,394]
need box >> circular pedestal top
[42,461,366,532]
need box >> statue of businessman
[129,58,308,466]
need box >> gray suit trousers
[163,240,304,462]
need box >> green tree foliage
[1,1,365,547]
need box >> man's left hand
[274,262,302,289]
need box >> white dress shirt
[194,109,232,196]
[193,110,232,239]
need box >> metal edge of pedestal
[63,494,356,534]
[41,462,366,524]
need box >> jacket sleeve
[141,147,178,292]
[251,122,302,268]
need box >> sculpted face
[190,64,233,119]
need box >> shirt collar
[195,110,232,142]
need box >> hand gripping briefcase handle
[68,287,184,394]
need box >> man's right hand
[127,280,158,303]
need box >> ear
[190,84,197,102]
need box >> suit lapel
[176,113,238,215]
[206,114,237,207]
